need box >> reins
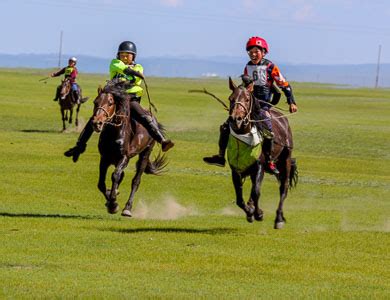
[142,79,158,114]
[95,105,126,127]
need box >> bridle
[230,86,253,126]
[94,93,126,127]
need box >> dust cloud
[132,196,199,220]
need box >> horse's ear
[97,85,103,94]
[229,76,236,91]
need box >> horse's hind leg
[106,156,129,214]
[75,104,80,127]
[232,170,254,223]
[274,155,291,229]
[122,147,152,217]
[250,163,265,221]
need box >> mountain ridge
[0,53,389,87]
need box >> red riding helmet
[246,36,269,54]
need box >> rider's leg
[71,83,80,104]
[203,119,229,167]
[130,101,174,152]
[53,86,60,101]
[260,108,279,175]
[64,118,94,162]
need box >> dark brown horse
[92,81,166,217]
[227,77,298,229]
[59,78,81,131]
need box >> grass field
[0,68,389,298]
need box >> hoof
[246,215,254,223]
[105,202,119,214]
[254,213,264,221]
[121,209,132,218]
[274,222,285,229]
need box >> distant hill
[0,53,389,87]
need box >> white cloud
[160,0,182,7]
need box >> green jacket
[109,59,144,97]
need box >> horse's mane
[102,79,134,103]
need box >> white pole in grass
[375,45,381,88]
[58,30,63,68]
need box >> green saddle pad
[227,127,262,173]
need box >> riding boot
[263,136,279,175]
[141,115,174,152]
[53,86,60,101]
[64,119,94,162]
[203,120,229,167]
[71,90,80,104]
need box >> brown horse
[92,80,167,216]
[227,77,298,229]
[59,78,81,131]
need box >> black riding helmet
[117,41,137,59]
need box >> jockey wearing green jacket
[64,41,174,162]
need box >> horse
[91,80,167,217]
[227,77,298,229]
[58,78,81,131]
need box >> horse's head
[60,78,71,100]
[228,76,253,132]
[92,86,116,132]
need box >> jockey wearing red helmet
[204,36,298,175]
[246,36,269,53]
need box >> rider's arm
[270,64,297,111]
[110,59,144,81]
[51,68,65,77]
[123,66,144,80]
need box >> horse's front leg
[232,170,254,223]
[98,158,109,201]
[250,162,265,221]
[61,108,66,131]
[75,104,80,127]
[274,156,291,229]
[69,106,73,124]
[106,155,129,214]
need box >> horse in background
[91,80,167,217]
[227,77,298,229]
[58,78,88,131]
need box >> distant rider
[51,57,83,104]
[64,41,174,162]
[203,36,298,175]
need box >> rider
[64,41,174,162]
[51,57,82,104]
[203,36,298,175]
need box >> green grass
[0,68,389,298]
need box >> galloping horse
[58,78,82,131]
[92,80,166,217]
[227,77,298,229]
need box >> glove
[124,67,145,80]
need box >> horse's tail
[289,158,298,189]
[145,152,168,175]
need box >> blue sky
[1,0,390,64]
